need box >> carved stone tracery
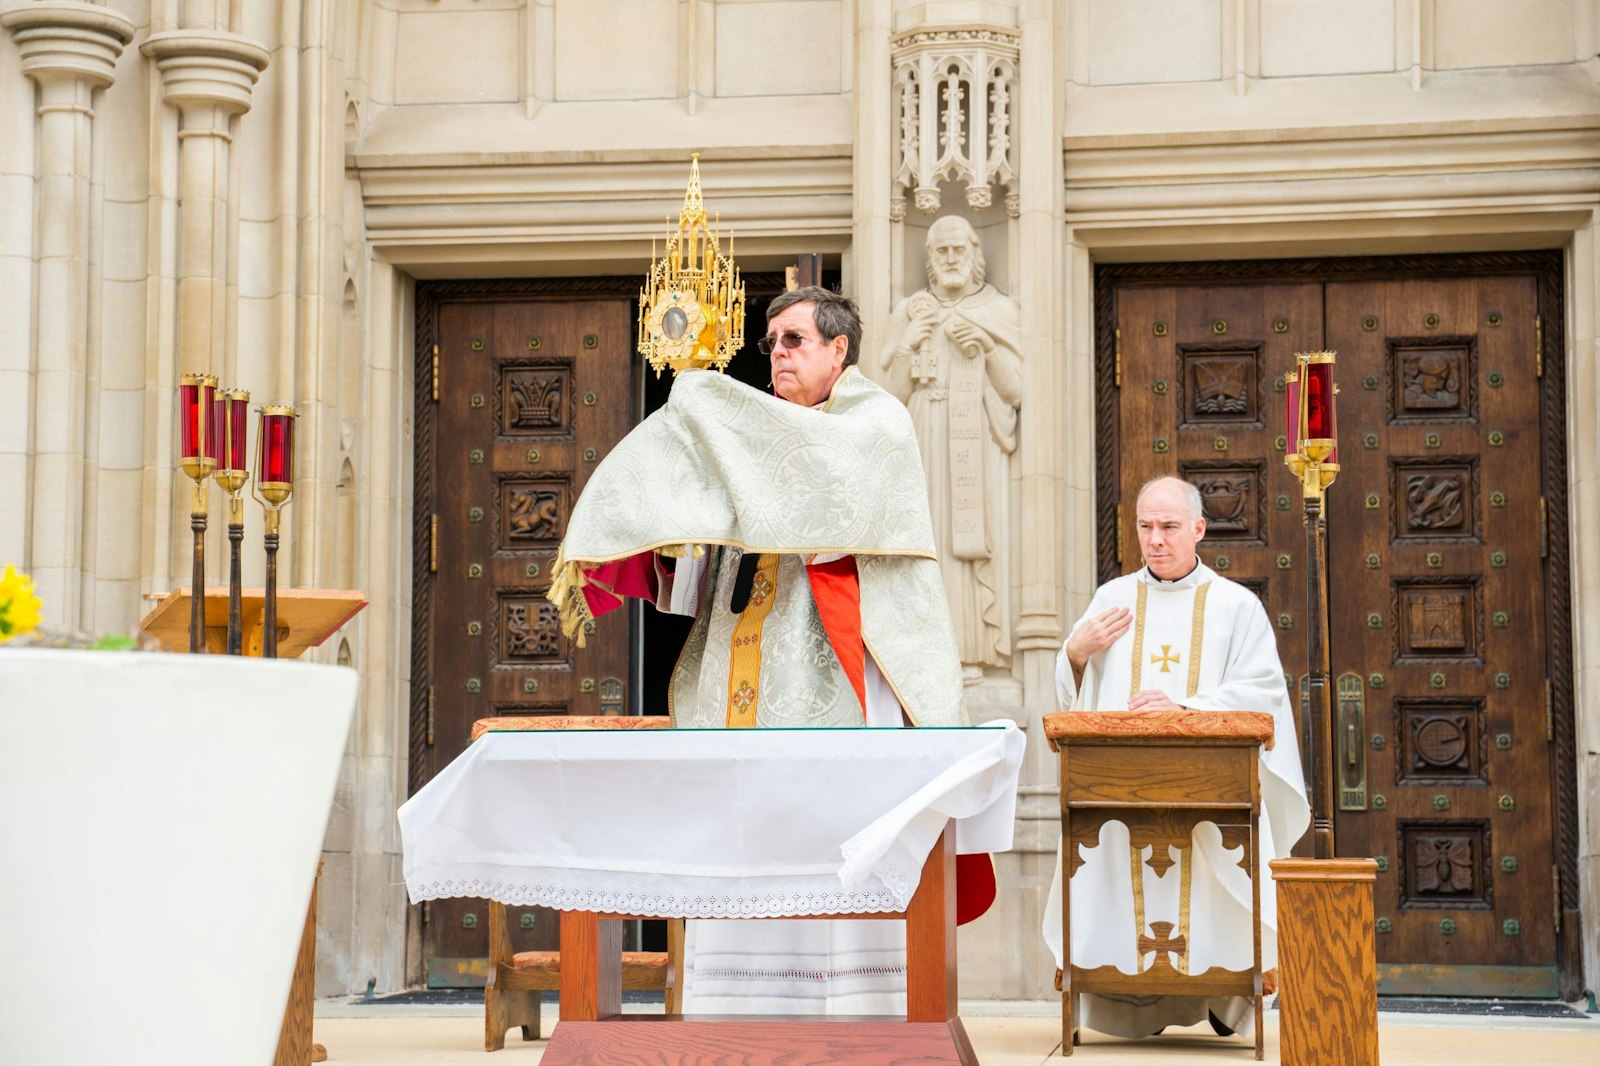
[890,27,1020,220]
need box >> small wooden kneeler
[471,716,684,1052]
[1044,710,1275,1061]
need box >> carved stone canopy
[890,26,1020,221]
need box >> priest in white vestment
[551,287,981,1016]
[1042,477,1309,1041]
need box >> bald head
[1136,477,1203,520]
[1134,477,1206,579]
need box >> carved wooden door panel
[418,295,633,986]
[1107,263,1566,997]
[1111,281,1324,664]
[1324,276,1557,996]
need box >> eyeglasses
[757,330,814,356]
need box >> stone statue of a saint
[882,215,1023,679]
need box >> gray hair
[766,286,862,367]
[924,216,987,289]
[1136,477,1204,522]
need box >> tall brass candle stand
[1283,351,1340,858]
[254,404,297,659]
[178,373,218,653]
[213,389,251,655]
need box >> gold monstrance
[639,154,745,376]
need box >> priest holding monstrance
[547,160,977,1014]
[1042,476,1310,1041]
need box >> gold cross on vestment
[1151,644,1181,673]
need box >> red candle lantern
[1294,351,1338,465]
[207,392,224,465]
[178,372,217,475]
[257,405,295,489]
[1285,350,1339,494]
[177,372,218,654]
[252,404,297,659]
[1303,360,1334,440]
[210,389,253,657]
[215,390,250,474]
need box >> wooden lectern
[539,823,976,1066]
[139,586,367,1066]
[1044,710,1274,1061]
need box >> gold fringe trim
[546,549,596,649]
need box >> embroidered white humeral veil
[550,366,966,730]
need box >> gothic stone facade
[3,0,1598,1000]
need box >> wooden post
[485,900,541,1050]
[559,910,623,1022]
[905,824,957,1023]
[272,864,326,1065]
[1270,858,1379,1066]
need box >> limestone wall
[2,0,1596,1000]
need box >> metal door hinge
[1113,327,1122,388]
[432,343,441,401]
[1545,679,1554,743]
[430,514,439,573]
[427,685,437,747]
[1534,316,1543,378]
[1540,497,1548,559]
[1552,866,1562,932]
[1115,503,1124,565]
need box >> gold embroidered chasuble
[550,367,966,729]
[1043,562,1310,1039]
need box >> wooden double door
[411,287,636,985]
[1101,254,1577,997]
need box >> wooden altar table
[400,724,1026,1066]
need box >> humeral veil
[549,366,966,730]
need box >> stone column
[141,28,268,380]
[851,0,894,359]
[1,1,135,629]
[1011,0,1069,1000]
[1014,3,1065,686]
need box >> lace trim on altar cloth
[866,857,919,902]
[406,863,913,918]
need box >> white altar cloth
[400,721,1023,917]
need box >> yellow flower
[0,565,43,641]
